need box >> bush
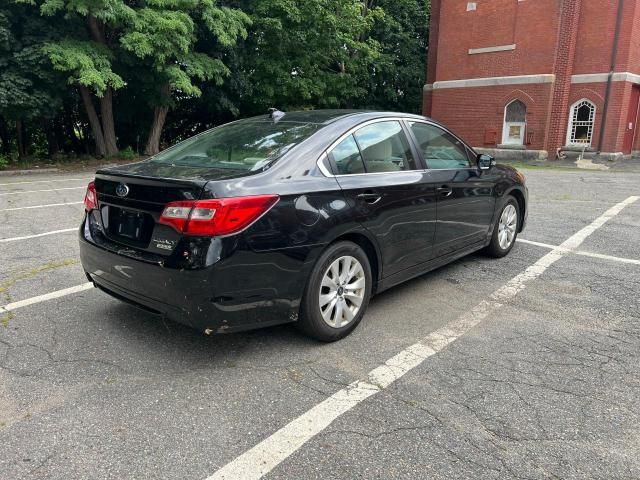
[0,153,9,170]
[119,146,136,161]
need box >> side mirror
[477,154,495,170]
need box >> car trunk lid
[93,172,207,254]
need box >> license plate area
[104,206,154,247]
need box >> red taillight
[84,181,98,211]
[159,195,279,237]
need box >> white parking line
[0,228,77,243]
[207,195,638,480]
[516,238,558,249]
[0,283,93,314]
[0,177,91,186]
[517,238,640,265]
[0,186,85,196]
[0,201,83,212]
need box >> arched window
[567,99,596,146]
[502,100,527,145]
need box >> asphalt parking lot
[1,168,639,479]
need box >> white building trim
[468,44,516,55]
[423,72,640,92]
[571,72,640,84]
[424,74,555,91]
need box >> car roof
[245,109,430,125]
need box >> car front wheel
[485,197,520,258]
[298,241,373,342]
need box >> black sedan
[79,110,527,341]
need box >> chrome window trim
[316,117,476,177]
[317,153,334,177]
[317,117,423,178]
[406,120,475,169]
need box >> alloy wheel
[319,255,366,328]
[498,204,517,249]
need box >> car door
[327,119,437,277]
[406,121,497,258]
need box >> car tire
[484,197,520,258]
[298,241,373,342]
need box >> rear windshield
[150,119,322,171]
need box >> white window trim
[468,44,516,55]
[502,100,527,145]
[502,122,526,145]
[566,99,596,147]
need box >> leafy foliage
[120,0,248,99]
[0,5,67,119]
[233,0,383,111]
[1,0,429,161]
[45,40,124,95]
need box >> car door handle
[357,191,382,204]
[437,186,453,197]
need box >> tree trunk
[16,120,26,159]
[45,119,59,158]
[79,86,107,157]
[87,15,106,44]
[87,15,117,156]
[144,105,169,156]
[0,116,10,155]
[100,87,118,156]
[144,83,171,156]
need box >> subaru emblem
[115,183,129,197]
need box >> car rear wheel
[485,197,520,258]
[298,241,372,342]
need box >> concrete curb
[494,158,640,172]
[0,168,60,176]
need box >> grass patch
[1,311,14,327]
[0,259,80,326]
[0,258,79,295]
[504,161,595,172]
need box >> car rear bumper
[79,218,309,333]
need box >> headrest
[363,139,392,161]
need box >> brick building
[423,0,640,160]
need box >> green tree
[120,0,249,154]
[225,0,382,113]
[21,0,248,156]
[363,0,429,113]
[4,0,430,161]
[0,4,68,158]
[191,0,428,121]
[22,0,133,156]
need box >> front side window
[151,119,322,171]
[567,99,596,146]
[353,121,417,172]
[503,99,527,145]
[409,122,471,169]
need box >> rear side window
[409,122,471,169]
[330,135,366,175]
[353,121,416,172]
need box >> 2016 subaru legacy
[79,110,527,341]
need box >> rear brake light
[159,195,279,237]
[84,181,98,211]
